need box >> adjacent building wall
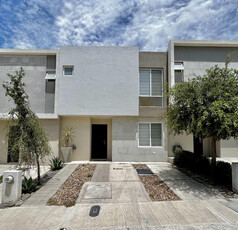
[168,133,193,157]
[220,138,238,157]
[0,119,59,164]
[174,46,238,81]
[58,46,139,116]
[112,117,167,162]
[0,54,56,114]
[0,120,7,163]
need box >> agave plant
[22,176,37,193]
[49,157,64,171]
[62,127,75,147]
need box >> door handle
[103,140,106,145]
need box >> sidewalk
[0,199,238,229]
[22,163,78,206]
[147,162,222,200]
[0,162,238,229]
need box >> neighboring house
[0,40,238,163]
[168,40,238,158]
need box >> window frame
[138,122,163,148]
[63,65,74,77]
[174,61,184,84]
[139,68,163,98]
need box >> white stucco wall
[58,46,139,116]
[220,138,238,157]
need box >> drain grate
[89,205,101,217]
[136,169,154,175]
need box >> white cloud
[0,0,238,50]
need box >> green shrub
[213,161,232,186]
[174,148,232,187]
[49,157,64,171]
[174,149,194,169]
[174,149,210,175]
[22,177,37,193]
[0,175,2,183]
[172,144,182,155]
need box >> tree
[167,59,238,165]
[3,67,51,184]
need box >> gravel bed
[47,164,96,207]
[133,164,181,202]
[132,164,150,170]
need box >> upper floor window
[63,66,74,76]
[139,69,163,96]
[174,62,184,84]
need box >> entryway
[91,124,107,160]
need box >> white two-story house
[0,40,237,163]
[0,46,167,162]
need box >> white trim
[174,63,184,70]
[45,73,56,80]
[138,122,163,148]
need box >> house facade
[0,40,238,163]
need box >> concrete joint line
[202,201,233,225]
[59,207,77,228]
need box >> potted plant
[60,127,75,162]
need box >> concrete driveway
[0,162,238,230]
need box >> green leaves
[167,59,238,141]
[22,176,37,194]
[3,68,51,183]
[49,157,64,171]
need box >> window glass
[139,123,150,146]
[139,123,162,147]
[151,124,162,146]
[139,70,150,96]
[175,70,184,84]
[64,66,73,76]
[151,70,163,96]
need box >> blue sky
[0,0,238,51]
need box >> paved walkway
[0,162,238,229]
[77,163,151,204]
[22,163,78,206]
[147,162,222,200]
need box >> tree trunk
[211,137,217,166]
[36,155,41,185]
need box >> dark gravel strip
[47,164,96,207]
[133,164,181,202]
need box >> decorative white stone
[2,170,22,204]
[232,162,238,193]
[61,147,72,162]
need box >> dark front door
[193,134,203,155]
[91,124,107,159]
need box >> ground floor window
[139,123,162,147]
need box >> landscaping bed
[47,164,96,207]
[133,164,180,201]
